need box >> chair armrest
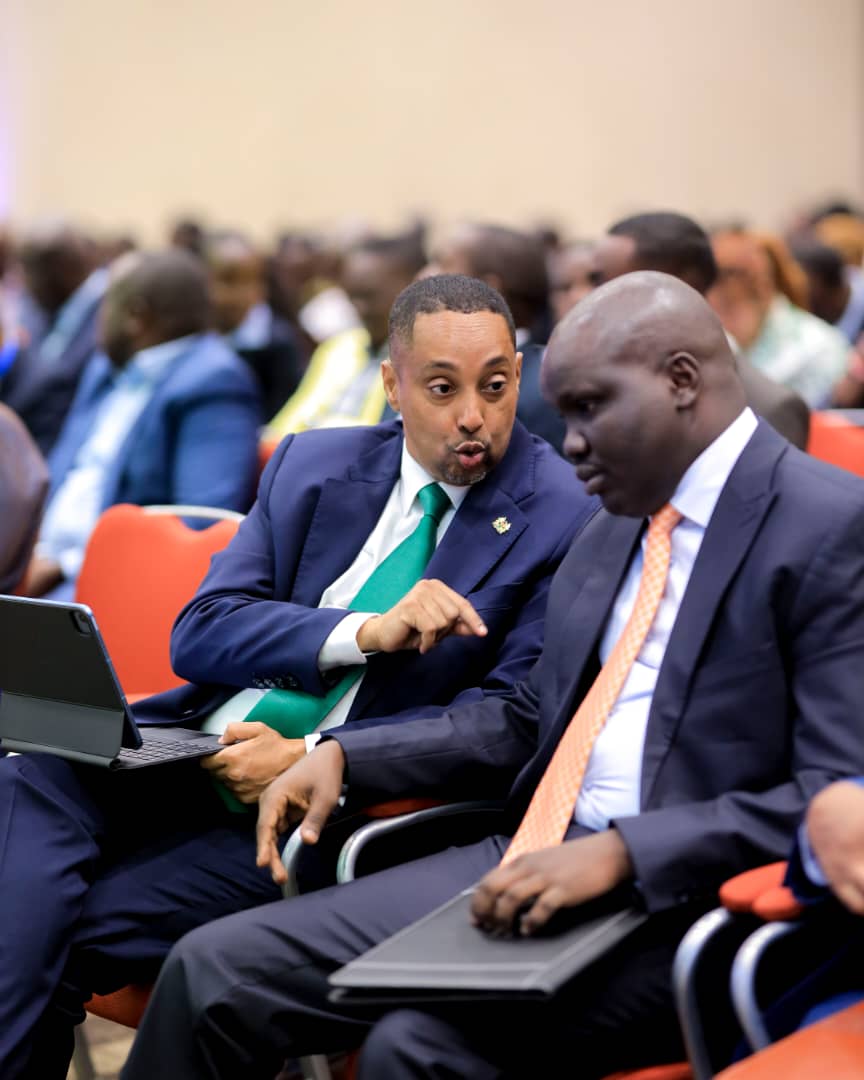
[730,920,804,1051]
[337,800,505,883]
[719,863,803,921]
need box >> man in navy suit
[0,222,108,454]
[122,271,864,1080]
[24,248,262,599]
[0,274,592,1079]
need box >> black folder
[329,888,648,1003]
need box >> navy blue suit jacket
[515,342,566,455]
[135,419,596,728]
[0,289,102,455]
[47,334,262,515]
[332,423,864,912]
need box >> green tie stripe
[215,483,451,811]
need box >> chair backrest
[806,411,864,478]
[75,503,242,697]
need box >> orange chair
[806,412,864,478]
[71,503,242,1078]
[713,1000,864,1080]
[74,503,243,697]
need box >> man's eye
[485,379,507,394]
[429,383,453,396]
[574,400,598,417]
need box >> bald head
[100,249,211,367]
[542,272,746,517]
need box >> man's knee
[357,1009,492,1080]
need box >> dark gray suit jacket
[333,423,864,912]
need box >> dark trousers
[121,835,693,1080]
[0,752,282,1079]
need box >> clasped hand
[470,831,634,937]
[200,721,305,804]
[356,578,487,655]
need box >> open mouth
[453,442,488,470]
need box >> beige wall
[1,0,863,242]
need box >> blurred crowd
[1,199,864,597]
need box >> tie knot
[649,503,682,537]
[417,483,452,525]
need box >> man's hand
[255,739,346,885]
[23,555,64,598]
[806,780,864,914]
[356,578,487,655]
[470,830,634,937]
[200,722,305,804]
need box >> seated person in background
[0,220,108,454]
[123,271,864,1080]
[267,233,423,437]
[430,222,565,453]
[709,228,850,408]
[790,238,864,409]
[0,402,49,592]
[24,249,262,600]
[206,230,305,418]
[0,274,594,1080]
[548,240,595,325]
[593,211,811,449]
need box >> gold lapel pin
[492,516,511,535]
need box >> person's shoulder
[774,437,864,523]
[268,419,402,472]
[170,334,260,395]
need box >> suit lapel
[640,425,783,806]
[291,434,402,607]
[537,513,644,756]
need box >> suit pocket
[466,583,524,614]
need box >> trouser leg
[355,907,696,1080]
[121,838,504,1080]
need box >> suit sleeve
[614,506,864,913]
[168,370,262,513]
[170,437,353,696]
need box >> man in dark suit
[122,271,864,1080]
[24,248,262,599]
[593,211,811,450]
[0,275,592,1079]
[0,222,107,454]
[206,230,305,418]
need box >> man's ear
[381,359,400,412]
[666,351,700,408]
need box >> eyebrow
[422,355,512,373]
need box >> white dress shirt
[202,444,468,744]
[37,336,195,580]
[574,407,759,831]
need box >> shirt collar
[120,334,199,383]
[666,407,758,529]
[229,302,273,350]
[398,441,470,516]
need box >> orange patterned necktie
[501,502,682,866]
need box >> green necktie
[216,482,452,810]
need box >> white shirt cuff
[318,611,376,670]
[304,732,322,753]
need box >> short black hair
[790,238,846,290]
[388,273,516,351]
[115,249,211,338]
[608,211,717,295]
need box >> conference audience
[709,228,850,408]
[590,211,811,450]
[547,240,595,324]
[24,249,261,600]
[206,230,305,418]
[267,233,423,436]
[122,271,864,1080]
[0,275,593,1079]
[0,221,107,454]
